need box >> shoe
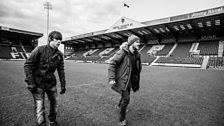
[118,120,127,126]
[49,121,59,126]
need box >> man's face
[50,38,61,48]
[131,40,141,50]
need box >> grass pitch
[0,61,224,126]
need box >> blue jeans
[32,86,58,125]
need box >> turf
[0,61,224,126]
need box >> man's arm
[108,42,127,83]
[108,50,125,84]
[139,54,142,73]
[57,55,66,94]
[24,47,39,92]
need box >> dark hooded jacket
[24,44,65,89]
[108,46,142,94]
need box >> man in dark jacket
[108,34,142,126]
[24,31,66,126]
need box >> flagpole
[122,0,125,17]
[123,0,130,17]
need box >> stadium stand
[170,42,193,57]
[0,44,13,59]
[207,56,224,69]
[197,40,219,55]
[98,47,119,62]
[155,43,174,56]
[61,6,224,69]
[138,44,154,64]
[66,49,89,61]
[0,26,42,60]
[154,42,204,66]
[156,57,203,65]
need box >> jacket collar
[47,43,59,52]
[122,46,138,54]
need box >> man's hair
[48,31,62,42]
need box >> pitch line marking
[66,82,103,88]
[0,82,103,100]
[0,93,28,100]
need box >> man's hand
[60,87,66,94]
[109,80,116,85]
[27,85,37,93]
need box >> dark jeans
[118,87,131,121]
[32,86,58,125]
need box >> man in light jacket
[108,34,142,126]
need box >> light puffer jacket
[108,47,142,94]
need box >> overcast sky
[1,0,224,51]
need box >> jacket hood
[122,45,130,53]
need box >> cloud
[1,0,224,52]
[0,0,122,46]
[46,0,122,37]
